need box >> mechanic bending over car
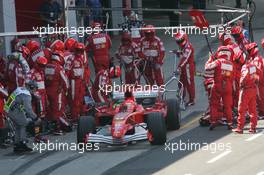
[4,80,42,153]
[91,66,121,103]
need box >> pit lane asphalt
[1,1,264,174]
[104,120,264,175]
[0,32,210,175]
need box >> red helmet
[91,22,101,28]
[231,26,243,41]
[261,38,264,49]
[218,32,224,41]
[26,40,40,53]
[174,30,188,47]
[121,32,132,44]
[219,33,233,46]
[17,46,30,58]
[109,66,121,78]
[43,48,52,60]
[74,42,85,52]
[143,25,155,40]
[64,38,77,51]
[216,46,234,61]
[51,51,65,66]
[50,40,65,52]
[246,42,259,57]
[144,25,155,34]
[36,56,48,66]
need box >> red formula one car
[77,89,182,146]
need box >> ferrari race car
[77,90,182,146]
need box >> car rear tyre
[77,116,96,145]
[166,99,181,130]
[147,112,166,145]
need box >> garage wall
[0,0,17,56]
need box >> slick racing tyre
[147,112,166,145]
[77,116,96,145]
[166,99,181,130]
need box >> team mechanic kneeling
[4,80,41,153]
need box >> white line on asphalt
[256,171,264,175]
[245,130,264,142]
[206,150,232,164]
[15,155,26,161]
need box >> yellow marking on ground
[180,115,201,130]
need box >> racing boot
[14,141,33,153]
[227,123,233,130]
[50,121,64,136]
[249,128,256,134]
[53,128,64,136]
[186,101,195,106]
[258,112,264,120]
[199,115,210,127]
[34,134,48,143]
[232,127,243,134]
[209,123,217,131]
[59,116,73,133]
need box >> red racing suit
[6,59,25,94]
[64,51,74,76]
[82,52,91,87]
[116,41,139,84]
[203,55,215,115]
[139,36,165,86]
[205,57,234,125]
[253,55,264,116]
[86,33,112,73]
[177,42,195,103]
[0,83,8,128]
[230,43,245,108]
[237,38,249,53]
[203,56,215,97]
[44,61,69,123]
[30,67,47,118]
[237,60,259,130]
[91,70,111,103]
[43,48,52,63]
[68,54,86,122]
[29,49,46,68]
